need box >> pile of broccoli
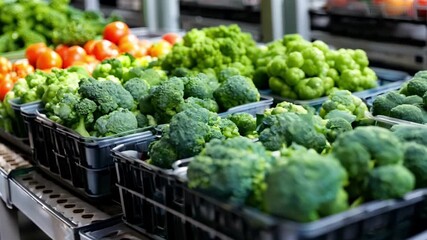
[139,69,260,124]
[332,126,415,201]
[148,107,243,168]
[159,25,258,78]
[0,0,117,52]
[372,71,427,124]
[0,67,88,134]
[254,34,377,99]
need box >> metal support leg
[158,0,180,32]
[84,0,100,11]
[261,0,284,42]
[283,0,310,39]
[143,0,159,32]
[0,201,20,240]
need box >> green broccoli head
[332,126,404,182]
[218,118,240,138]
[404,95,423,107]
[188,137,272,206]
[258,112,328,152]
[148,137,179,169]
[372,91,405,116]
[145,78,185,123]
[325,117,353,142]
[264,148,347,222]
[79,78,136,114]
[123,77,150,101]
[134,112,156,128]
[214,75,260,111]
[319,90,367,120]
[180,97,219,113]
[217,67,241,83]
[402,142,427,188]
[406,75,427,97]
[183,73,214,99]
[264,101,308,116]
[227,112,257,137]
[389,104,424,124]
[392,125,427,145]
[93,108,138,137]
[366,165,414,200]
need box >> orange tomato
[26,43,48,67]
[0,78,13,101]
[103,21,130,45]
[84,39,101,55]
[133,47,147,58]
[382,0,414,16]
[119,42,139,53]
[12,60,34,78]
[36,50,63,70]
[63,46,87,68]
[119,34,139,46]
[138,39,152,49]
[55,44,69,60]
[84,55,97,63]
[148,40,172,58]
[162,33,182,45]
[0,56,12,74]
[93,40,120,61]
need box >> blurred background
[69,0,427,72]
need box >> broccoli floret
[372,91,405,116]
[332,126,403,181]
[319,90,368,121]
[50,92,80,124]
[402,142,427,188]
[227,113,257,137]
[134,112,156,128]
[323,109,357,124]
[124,68,166,86]
[325,117,353,142]
[180,97,219,113]
[264,148,347,222]
[366,165,414,200]
[217,67,240,83]
[148,137,179,169]
[94,108,138,137]
[390,104,424,123]
[214,75,260,111]
[123,78,150,101]
[258,112,327,152]
[404,95,423,107]
[147,78,185,123]
[188,137,272,206]
[392,125,427,146]
[218,118,240,138]
[79,78,136,114]
[264,101,308,116]
[406,74,427,97]
[183,73,214,99]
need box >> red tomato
[119,34,139,46]
[0,57,12,74]
[0,79,13,101]
[119,42,139,54]
[93,40,120,61]
[103,21,130,45]
[416,0,427,17]
[84,40,101,55]
[36,50,63,70]
[148,40,172,58]
[26,43,48,67]
[63,46,87,68]
[162,33,182,45]
[12,60,34,78]
[55,44,69,60]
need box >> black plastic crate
[9,98,42,138]
[113,144,427,240]
[30,112,157,199]
[218,96,273,117]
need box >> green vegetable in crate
[389,104,424,124]
[227,113,257,138]
[263,101,309,116]
[123,68,167,85]
[148,107,240,168]
[213,75,260,111]
[78,77,136,114]
[92,55,135,81]
[188,137,273,206]
[319,90,368,121]
[94,108,138,136]
[180,97,219,113]
[123,78,150,102]
[332,126,408,200]
[371,91,406,116]
[392,125,427,146]
[366,165,414,200]
[257,112,327,152]
[402,142,427,188]
[183,73,215,99]
[264,146,348,222]
[160,25,257,78]
[325,117,353,142]
[405,71,427,97]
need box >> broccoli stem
[73,118,90,137]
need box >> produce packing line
[0,144,125,240]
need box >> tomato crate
[30,109,157,199]
[113,143,427,240]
